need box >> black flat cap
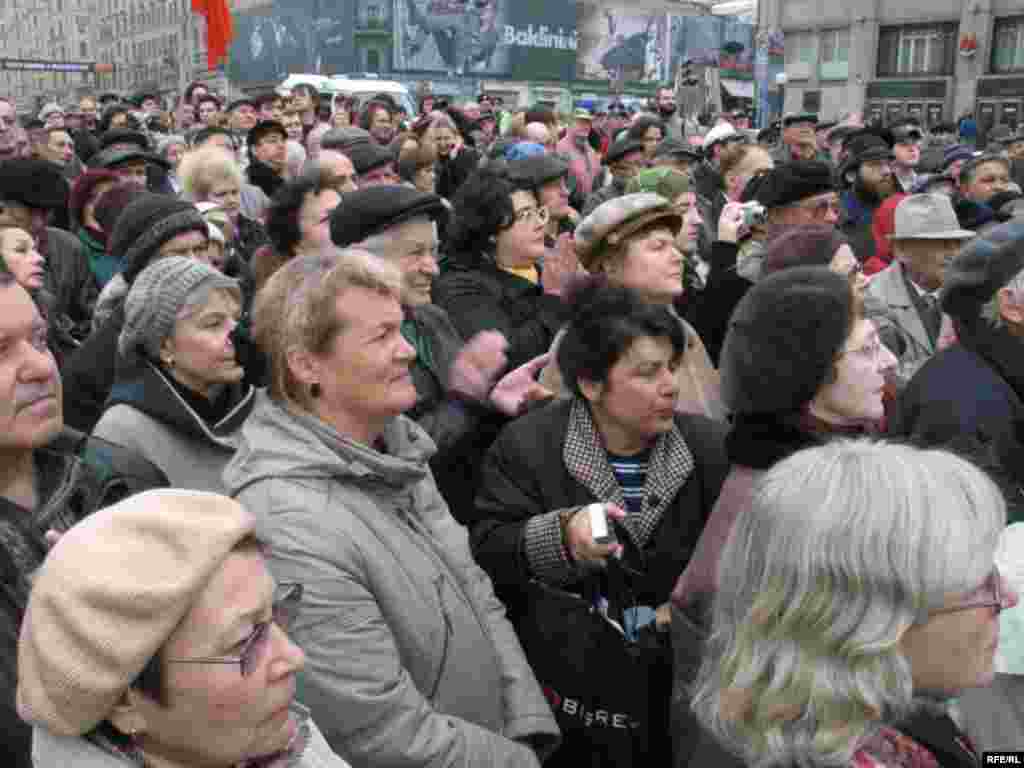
[99,129,150,152]
[89,146,169,171]
[0,159,68,209]
[330,185,447,247]
[227,98,257,112]
[247,120,286,148]
[348,141,396,175]
[740,160,834,208]
[653,138,703,161]
[838,129,895,179]
[507,155,568,190]
[605,137,646,164]
[782,112,819,127]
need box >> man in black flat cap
[226,98,259,135]
[771,113,829,164]
[582,136,646,216]
[0,159,95,338]
[653,138,703,176]
[347,141,401,187]
[838,128,899,264]
[891,122,925,193]
[695,160,839,363]
[330,185,552,521]
[246,120,287,198]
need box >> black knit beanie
[720,266,855,415]
[108,193,208,284]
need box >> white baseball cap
[702,122,737,151]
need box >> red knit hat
[867,193,907,275]
[68,169,120,230]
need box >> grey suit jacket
[864,262,936,388]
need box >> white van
[277,74,417,116]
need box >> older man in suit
[865,194,975,389]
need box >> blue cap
[504,142,546,161]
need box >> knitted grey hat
[119,257,239,361]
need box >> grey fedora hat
[889,193,975,240]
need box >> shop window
[820,28,849,80]
[993,16,1024,73]
[785,31,816,80]
[878,23,956,77]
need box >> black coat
[435,146,479,200]
[470,395,728,620]
[402,303,505,523]
[0,428,166,768]
[247,159,284,199]
[469,398,728,768]
[433,259,569,371]
[684,240,753,366]
[44,226,97,339]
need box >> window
[993,16,1024,72]
[878,23,956,76]
[367,4,380,18]
[820,28,849,79]
[784,31,817,80]
[366,48,381,71]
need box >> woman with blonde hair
[690,439,1014,767]
[178,144,269,263]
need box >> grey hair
[981,265,1024,328]
[692,439,1005,768]
[178,145,243,200]
[352,215,436,262]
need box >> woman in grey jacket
[223,248,560,768]
[92,257,255,493]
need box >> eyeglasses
[167,583,302,677]
[511,205,550,226]
[931,567,1009,616]
[838,333,885,361]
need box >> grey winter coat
[223,392,560,768]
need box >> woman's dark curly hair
[265,169,333,257]
[444,168,521,265]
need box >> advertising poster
[228,1,316,85]
[392,0,575,80]
[576,6,670,83]
[670,15,754,79]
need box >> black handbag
[515,559,672,768]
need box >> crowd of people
[3,78,1024,768]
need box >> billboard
[392,0,575,81]
[576,6,670,83]
[228,0,356,87]
[670,15,755,79]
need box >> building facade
[760,0,1024,137]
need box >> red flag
[192,0,234,70]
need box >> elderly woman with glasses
[223,248,560,768]
[17,489,348,768]
[434,168,576,370]
[689,440,1015,768]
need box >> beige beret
[573,192,682,272]
[17,489,255,735]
